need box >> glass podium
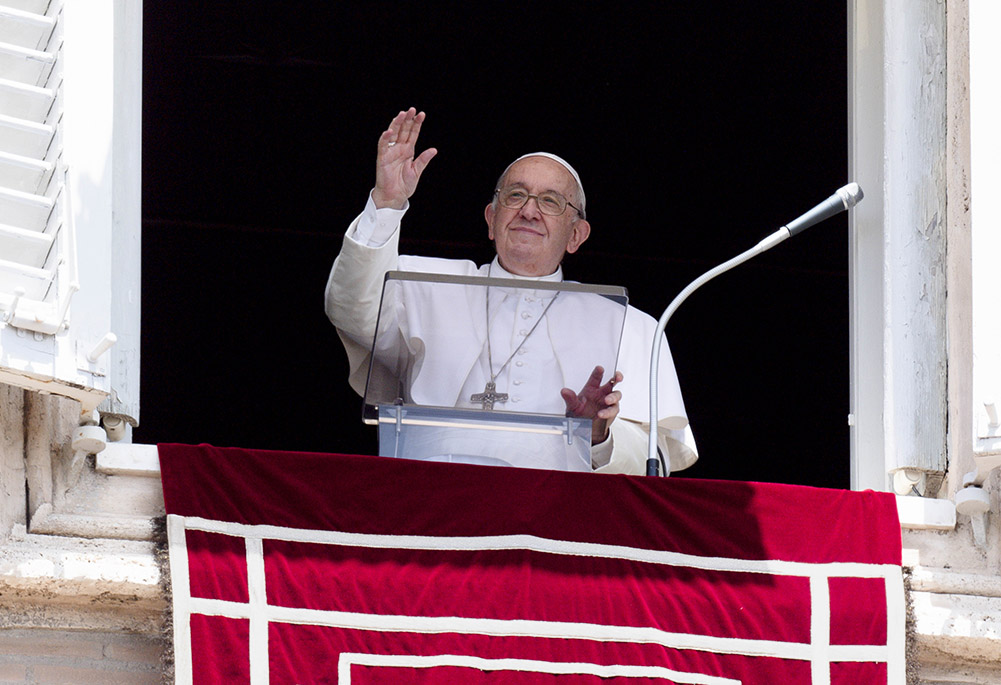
[362,271,628,471]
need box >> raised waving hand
[371,108,438,210]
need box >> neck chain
[470,265,559,410]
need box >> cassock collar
[489,256,564,283]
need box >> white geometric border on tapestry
[167,514,907,685]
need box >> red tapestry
[159,444,904,684]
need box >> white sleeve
[594,419,647,475]
[590,432,614,470]
[348,191,409,246]
[593,418,695,476]
[325,194,407,395]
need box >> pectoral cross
[470,381,508,410]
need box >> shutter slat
[0,5,56,51]
[0,112,54,157]
[0,220,53,266]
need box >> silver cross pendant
[470,381,508,410]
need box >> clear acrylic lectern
[361,271,628,471]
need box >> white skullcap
[501,152,586,213]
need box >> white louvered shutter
[0,1,141,425]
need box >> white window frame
[848,0,950,494]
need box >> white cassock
[325,194,698,475]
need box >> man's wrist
[591,420,610,446]
[371,189,408,210]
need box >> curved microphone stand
[646,183,864,477]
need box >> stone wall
[0,630,162,685]
[0,384,166,684]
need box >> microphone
[784,183,864,236]
[646,183,865,476]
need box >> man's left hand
[561,366,623,445]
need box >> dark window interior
[139,2,849,488]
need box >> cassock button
[516,361,524,367]
[521,312,532,319]
[519,330,528,336]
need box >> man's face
[484,157,590,277]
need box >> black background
[137,2,849,488]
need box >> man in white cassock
[325,108,697,475]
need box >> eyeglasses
[494,186,585,220]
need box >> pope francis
[325,108,697,475]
